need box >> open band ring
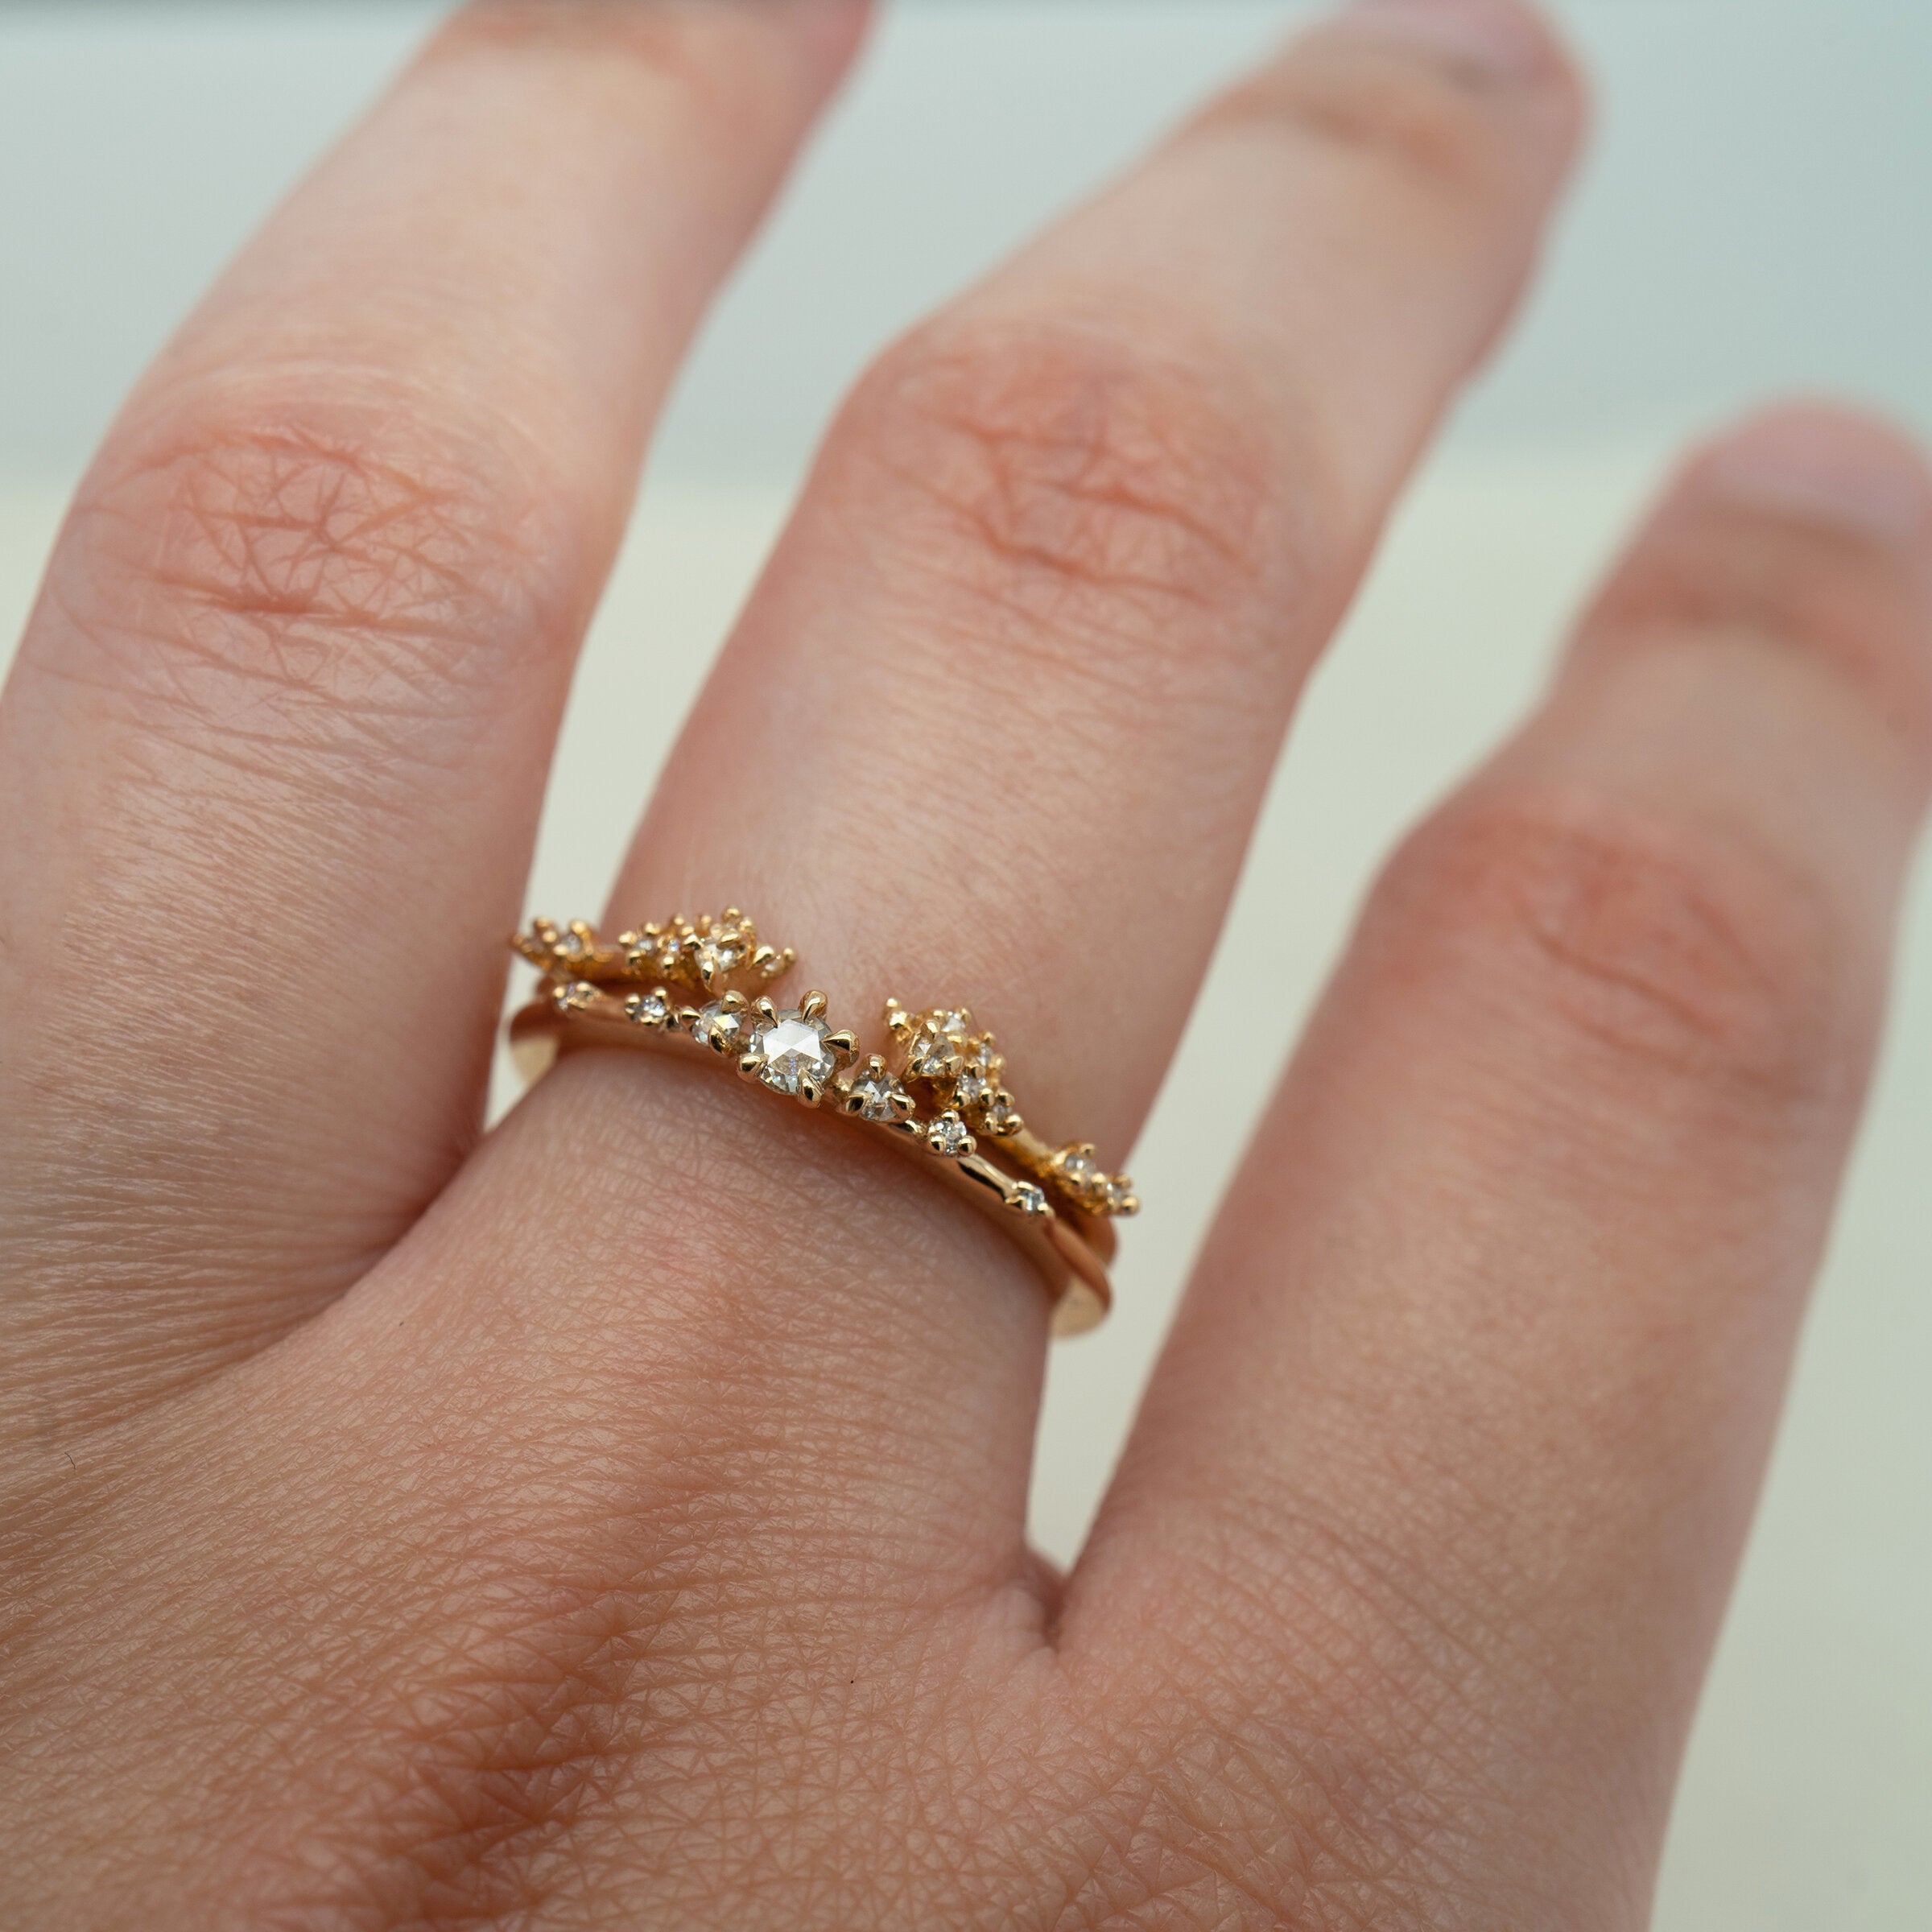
[506,912,1137,1338]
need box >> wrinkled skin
[3,2,1930,1927]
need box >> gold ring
[507,913,1136,1337]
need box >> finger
[0,2,865,1417]
[443,0,1586,1600]
[1079,406,1932,1922]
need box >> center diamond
[753,1012,836,1097]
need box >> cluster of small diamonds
[886,1002,1138,1217]
[515,910,794,995]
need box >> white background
[1,5,1928,1926]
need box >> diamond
[625,990,671,1029]
[927,1113,974,1158]
[1104,1178,1137,1215]
[693,935,745,982]
[909,1037,958,1080]
[961,1033,1000,1068]
[1059,1149,1101,1189]
[551,979,597,1014]
[692,1001,748,1054]
[844,1067,908,1124]
[751,1010,837,1097]
[980,1095,1022,1137]
[952,1067,989,1111]
[1011,1182,1049,1217]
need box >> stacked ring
[506,912,1137,1337]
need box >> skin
[1,0,1927,1925]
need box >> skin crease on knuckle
[1583,498,1932,762]
[1194,6,1579,211]
[30,385,591,795]
[1376,787,1849,1112]
[824,304,1338,717]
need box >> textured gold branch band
[507,912,1137,1338]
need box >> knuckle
[1385,791,1847,1103]
[1208,21,1550,203]
[1587,497,1932,748]
[838,308,1313,679]
[432,1,758,114]
[437,0,703,60]
[50,388,576,768]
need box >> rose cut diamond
[844,1068,906,1123]
[692,1001,748,1054]
[753,1011,837,1097]
[694,935,745,981]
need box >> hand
[4,2,1926,1925]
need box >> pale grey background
[0,6,1928,1927]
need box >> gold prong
[721,991,749,1013]
[884,998,912,1038]
[825,1030,858,1055]
[737,1051,762,1079]
[753,995,778,1022]
[800,989,828,1021]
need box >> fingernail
[1340,0,1554,81]
[1695,409,1932,546]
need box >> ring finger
[421,0,1589,1595]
